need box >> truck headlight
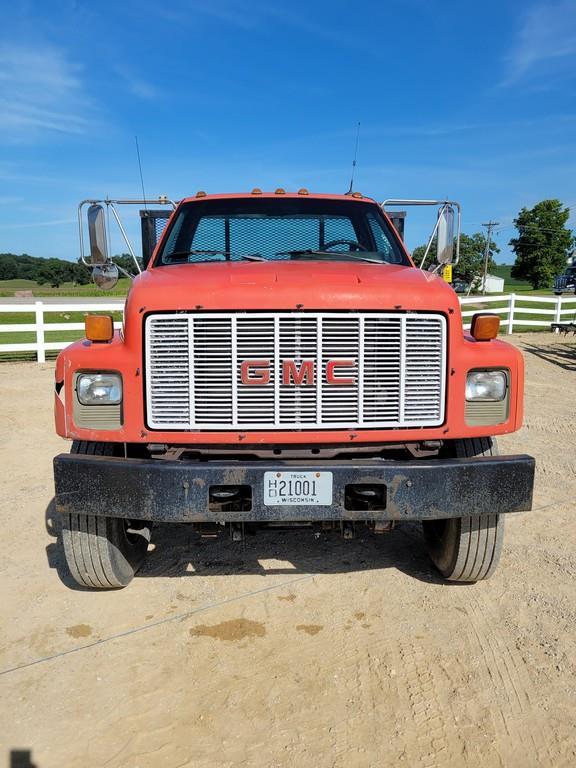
[466,370,507,401]
[77,373,122,405]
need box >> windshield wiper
[165,249,266,262]
[276,249,387,265]
[238,253,267,261]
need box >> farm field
[0,269,574,361]
[0,277,130,298]
[491,264,546,293]
[0,267,564,299]
[0,309,123,361]
[1,333,575,768]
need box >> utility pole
[481,221,499,295]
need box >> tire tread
[60,442,147,589]
[423,437,505,583]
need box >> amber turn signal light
[85,314,114,342]
[471,313,500,341]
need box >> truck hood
[125,261,460,314]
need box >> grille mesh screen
[145,313,446,430]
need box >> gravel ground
[1,332,575,768]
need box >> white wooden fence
[0,302,124,363]
[459,293,576,333]
[1,294,575,363]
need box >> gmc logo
[240,359,356,386]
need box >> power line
[494,224,575,235]
[481,221,499,295]
[493,205,576,235]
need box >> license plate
[263,471,333,506]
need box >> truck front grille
[145,312,446,430]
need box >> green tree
[113,253,142,275]
[0,254,19,280]
[412,233,498,283]
[510,200,575,289]
[76,253,141,278]
[0,253,82,284]
[72,263,91,285]
[38,259,73,288]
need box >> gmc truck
[53,190,535,589]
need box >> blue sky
[1,0,575,263]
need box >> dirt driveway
[1,333,575,768]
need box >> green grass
[489,265,557,295]
[0,278,130,297]
[0,309,124,360]
[0,268,573,361]
[462,293,576,333]
[452,264,575,332]
[491,264,530,290]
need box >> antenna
[135,135,147,210]
[347,122,361,194]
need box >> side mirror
[92,263,119,290]
[87,204,109,264]
[436,205,454,265]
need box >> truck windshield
[156,198,408,266]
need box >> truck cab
[53,190,535,589]
[553,264,576,295]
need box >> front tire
[422,438,504,582]
[60,441,149,589]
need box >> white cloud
[158,1,353,47]
[0,43,92,139]
[502,1,576,86]
[158,2,260,29]
[0,217,76,229]
[114,65,159,100]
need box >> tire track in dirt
[462,595,557,767]
[397,640,463,768]
[325,619,394,765]
[523,416,576,436]
[535,458,576,478]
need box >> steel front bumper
[53,453,535,523]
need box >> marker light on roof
[275,188,286,194]
[195,191,207,198]
[251,188,262,195]
[297,188,309,195]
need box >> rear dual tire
[422,437,504,582]
[60,441,149,589]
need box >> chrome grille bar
[145,312,447,430]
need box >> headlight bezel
[76,371,123,406]
[465,369,508,402]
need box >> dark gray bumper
[53,453,535,523]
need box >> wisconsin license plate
[263,471,333,506]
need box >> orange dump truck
[53,191,535,589]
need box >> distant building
[476,274,505,294]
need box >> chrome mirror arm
[108,203,141,275]
[420,206,445,269]
[78,196,177,271]
[111,261,137,280]
[382,199,461,270]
